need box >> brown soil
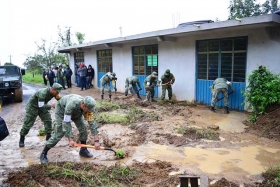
[4,161,180,187]
[244,107,280,141]
[1,86,280,186]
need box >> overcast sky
[0,0,265,67]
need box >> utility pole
[9,55,12,64]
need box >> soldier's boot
[19,135,25,147]
[109,95,112,102]
[151,98,157,102]
[46,133,52,141]
[169,97,172,101]
[79,141,93,158]
[125,92,128,96]
[40,146,50,164]
[137,93,142,100]
[210,106,215,112]
[224,107,230,114]
[101,95,104,102]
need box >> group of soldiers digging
[18,68,233,164]
[100,69,176,102]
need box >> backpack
[0,117,9,141]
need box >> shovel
[216,91,234,103]
[74,143,117,156]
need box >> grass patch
[263,164,280,186]
[96,113,128,124]
[176,126,219,140]
[22,70,45,85]
[95,101,120,112]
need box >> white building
[58,13,280,111]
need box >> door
[132,45,158,97]
[196,37,247,110]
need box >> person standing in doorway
[77,63,87,91]
[87,65,95,88]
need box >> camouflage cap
[52,83,63,93]
[152,71,157,76]
[112,72,116,77]
[164,69,170,76]
[84,96,96,112]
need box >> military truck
[0,65,25,102]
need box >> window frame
[97,49,113,73]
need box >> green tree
[76,32,85,44]
[228,0,279,20]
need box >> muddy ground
[0,85,280,186]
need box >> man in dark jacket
[87,65,95,88]
[64,65,73,88]
[47,67,55,87]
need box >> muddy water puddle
[131,142,280,177]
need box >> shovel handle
[74,143,116,155]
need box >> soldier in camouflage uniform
[100,72,117,101]
[40,94,100,163]
[160,69,175,101]
[210,78,234,114]
[19,83,63,147]
[144,72,158,102]
[125,76,142,100]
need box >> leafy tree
[57,26,72,47]
[242,66,280,122]
[76,32,85,44]
[228,0,279,20]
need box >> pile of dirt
[3,160,180,187]
[244,107,280,141]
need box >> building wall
[70,26,280,104]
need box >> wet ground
[0,83,280,186]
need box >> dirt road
[0,83,280,186]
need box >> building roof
[58,14,280,53]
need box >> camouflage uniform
[211,78,234,113]
[125,76,142,99]
[144,72,158,102]
[46,94,98,147]
[19,83,63,147]
[160,69,175,100]
[40,94,98,163]
[100,72,116,100]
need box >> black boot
[137,93,142,100]
[79,141,93,158]
[101,95,104,101]
[210,106,215,112]
[46,133,51,141]
[151,98,157,102]
[109,95,112,101]
[40,146,50,164]
[169,97,172,101]
[19,135,25,147]
[224,107,230,114]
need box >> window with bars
[74,52,84,66]
[133,45,158,75]
[197,37,247,82]
[97,50,112,73]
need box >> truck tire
[14,88,23,102]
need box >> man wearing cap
[40,94,100,163]
[100,72,117,101]
[144,71,158,102]
[160,69,175,101]
[19,83,63,147]
[125,76,142,100]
